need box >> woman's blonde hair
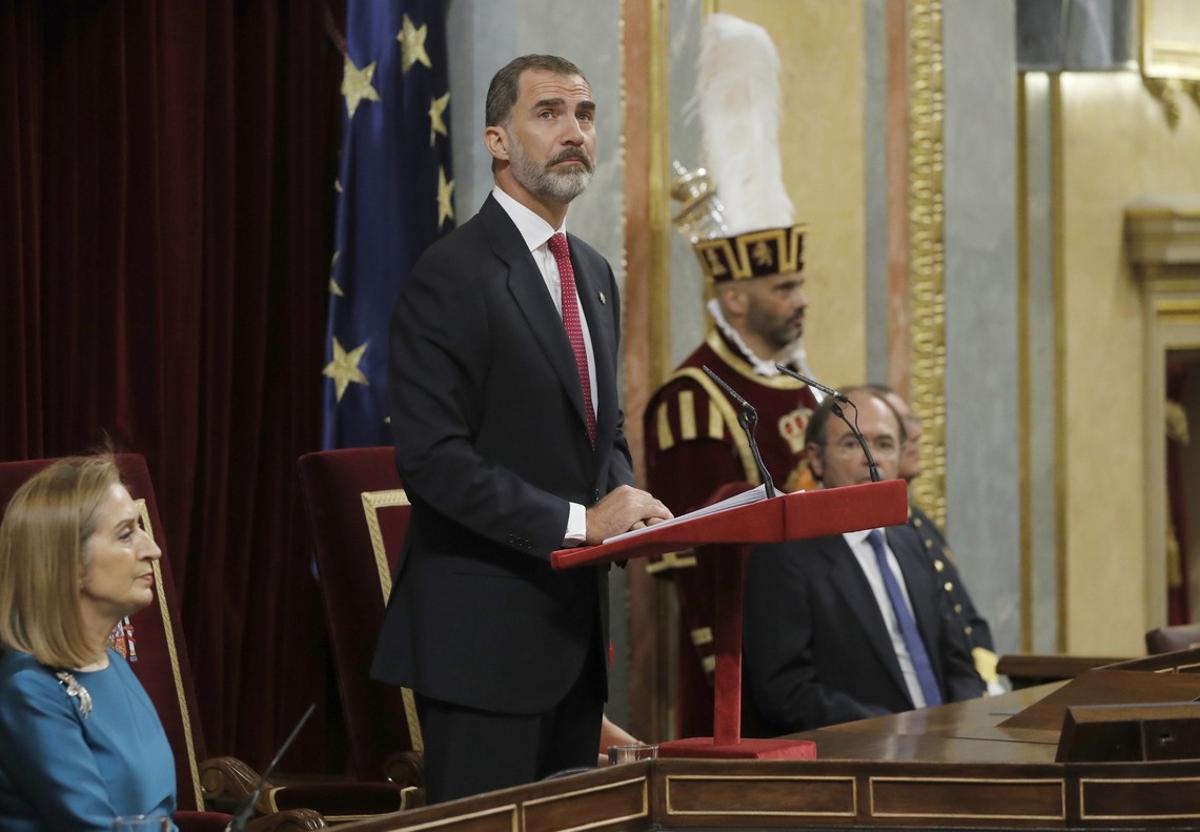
[0,456,121,668]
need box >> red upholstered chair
[297,448,423,786]
[0,455,321,831]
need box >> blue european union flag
[322,0,455,449]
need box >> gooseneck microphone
[773,364,881,483]
[771,365,850,404]
[701,365,776,499]
[228,703,316,832]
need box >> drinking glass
[607,743,657,765]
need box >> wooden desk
[341,651,1200,831]
[997,653,1127,688]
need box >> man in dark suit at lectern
[371,54,670,803]
[744,389,984,733]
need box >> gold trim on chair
[361,489,409,602]
[136,499,205,810]
[360,488,423,752]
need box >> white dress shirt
[843,528,928,708]
[492,186,596,545]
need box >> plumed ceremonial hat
[671,13,805,285]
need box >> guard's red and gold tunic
[643,330,818,738]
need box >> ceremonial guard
[643,14,821,737]
[908,504,999,686]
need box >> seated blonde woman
[0,456,177,831]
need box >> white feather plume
[698,13,794,234]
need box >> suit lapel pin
[599,291,607,305]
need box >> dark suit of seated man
[743,388,985,733]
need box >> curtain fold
[2,0,346,771]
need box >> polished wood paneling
[869,775,1065,821]
[996,653,1125,685]
[338,651,1200,831]
[663,773,855,818]
[999,670,1200,732]
[1079,775,1200,821]
[522,776,647,832]
[381,804,517,832]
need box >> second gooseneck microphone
[773,364,881,483]
[701,365,777,499]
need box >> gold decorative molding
[1016,75,1032,652]
[1127,195,1200,638]
[907,0,946,526]
[1142,0,1200,80]
[1141,0,1200,126]
[1155,298,1200,327]
[1186,80,1200,109]
[1051,76,1067,651]
[1142,76,1182,128]
[1126,197,1200,281]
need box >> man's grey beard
[509,135,594,203]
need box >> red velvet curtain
[1,1,345,770]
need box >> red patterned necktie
[547,232,597,447]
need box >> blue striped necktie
[866,529,943,707]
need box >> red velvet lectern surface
[552,480,908,759]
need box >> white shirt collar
[492,186,564,253]
[844,527,880,547]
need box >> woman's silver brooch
[55,671,93,719]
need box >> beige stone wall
[1057,72,1200,654]
[713,0,867,387]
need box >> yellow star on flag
[428,91,450,146]
[329,251,344,296]
[341,56,382,117]
[397,15,432,73]
[323,337,369,402]
[437,166,455,229]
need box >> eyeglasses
[820,435,900,459]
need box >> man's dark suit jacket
[743,524,985,733]
[371,195,635,715]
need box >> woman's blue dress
[0,647,176,831]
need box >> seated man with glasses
[743,387,985,733]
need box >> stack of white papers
[602,483,775,545]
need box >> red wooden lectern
[552,480,908,759]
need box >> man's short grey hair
[485,54,588,127]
